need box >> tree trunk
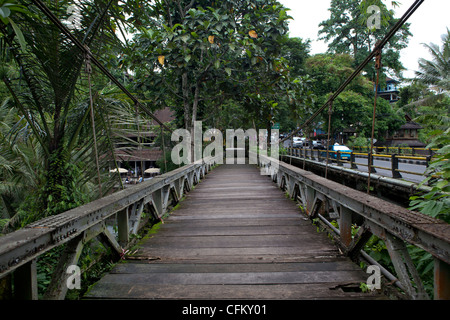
[182,71,191,131]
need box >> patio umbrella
[110,168,128,173]
[144,168,160,174]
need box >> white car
[292,137,305,147]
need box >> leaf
[180,34,190,43]
[208,35,215,44]
[7,18,26,51]
[0,7,11,18]
[248,30,258,38]
[225,68,231,76]
[214,59,220,69]
[158,55,165,66]
[420,200,443,217]
[184,55,191,63]
[436,180,449,189]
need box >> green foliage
[409,128,450,223]
[125,0,313,133]
[347,134,371,149]
[397,83,435,110]
[280,37,311,78]
[305,53,403,140]
[406,30,450,224]
[0,0,30,51]
[415,28,450,91]
[319,0,411,79]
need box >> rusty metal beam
[258,154,450,299]
[264,156,450,265]
[434,258,450,300]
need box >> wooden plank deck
[85,164,384,300]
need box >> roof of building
[400,121,423,130]
[116,149,163,161]
[102,149,163,162]
[386,77,400,83]
[152,107,175,125]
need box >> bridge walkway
[85,164,384,299]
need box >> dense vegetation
[0,0,448,299]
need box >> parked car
[321,144,352,160]
[292,137,304,148]
[312,140,324,149]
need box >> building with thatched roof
[375,115,426,148]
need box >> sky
[277,0,450,80]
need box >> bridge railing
[258,154,450,300]
[0,157,218,300]
[286,147,431,179]
[352,145,438,157]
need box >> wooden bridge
[0,155,449,300]
[85,164,379,300]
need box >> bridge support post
[117,209,129,247]
[336,152,343,166]
[339,207,353,248]
[305,186,316,217]
[368,153,376,173]
[350,153,357,169]
[434,258,450,300]
[43,233,84,300]
[129,200,145,235]
[152,185,171,219]
[385,233,429,300]
[391,154,402,178]
[14,259,38,300]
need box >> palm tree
[415,28,450,91]
[397,29,450,140]
[0,98,41,233]
[0,0,145,227]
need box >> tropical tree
[280,37,311,78]
[415,28,450,91]
[305,53,403,141]
[0,0,143,228]
[124,0,313,137]
[408,29,450,222]
[318,0,411,80]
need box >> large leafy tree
[281,37,311,78]
[318,0,412,80]
[305,53,403,140]
[124,0,312,135]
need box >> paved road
[352,157,426,183]
[282,139,427,183]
